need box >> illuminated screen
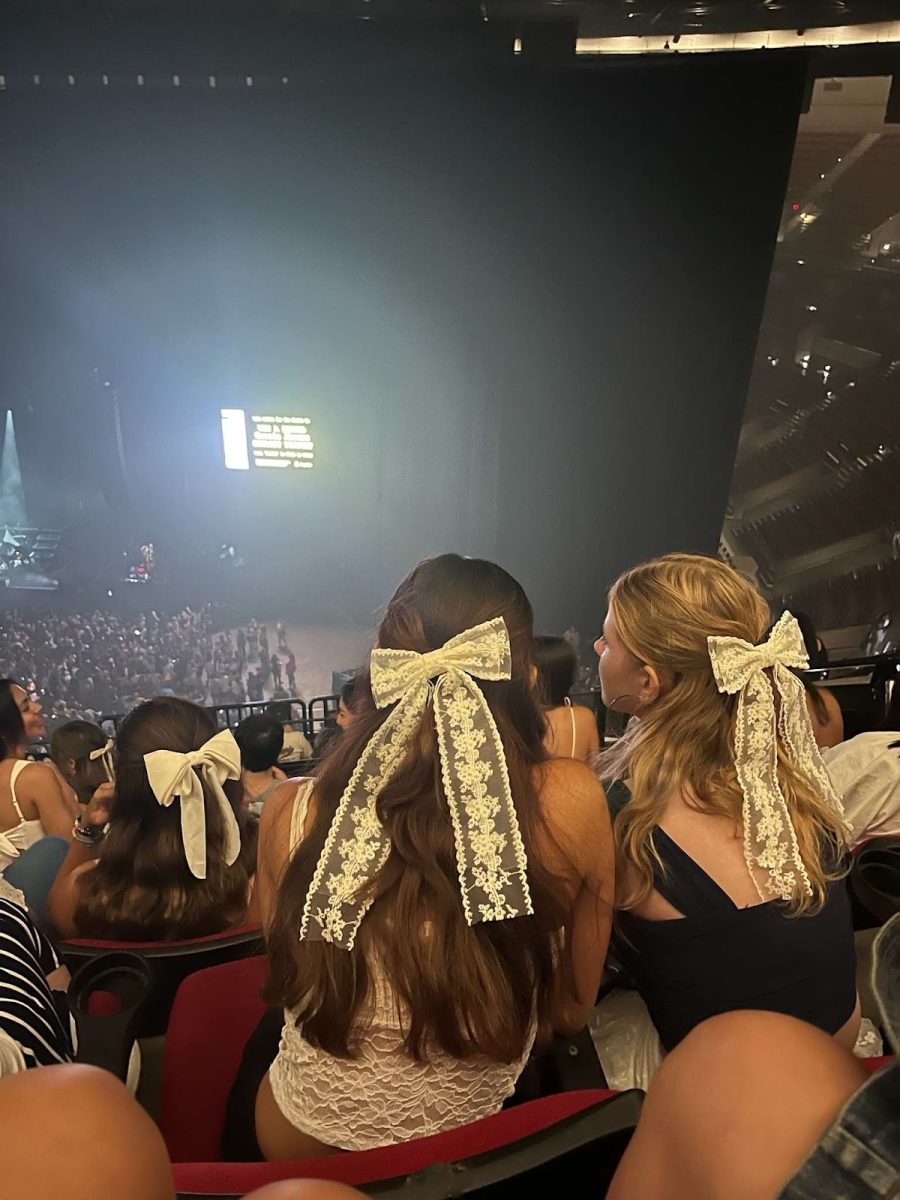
[220,409,315,471]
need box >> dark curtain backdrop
[0,24,805,633]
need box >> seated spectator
[804,679,844,750]
[823,685,900,846]
[0,897,74,1074]
[0,680,73,873]
[47,697,257,941]
[312,680,357,758]
[254,554,614,1159]
[235,715,287,815]
[608,913,899,1200]
[793,611,829,669]
[594,554,858,1088]
[792,610,844,749]
[265,703,313,763]
[49,720,115,809]
[532,635,600,762]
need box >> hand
[81,781,114,828]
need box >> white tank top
[0,762,47,872]
[268,781,536,1150]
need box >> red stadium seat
[60,925,264,1037]
[160,956,643,1198]
[862,1055,895,1074]
[171,1089,642,1197]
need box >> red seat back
[160,955,269,1162]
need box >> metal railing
[99,695,325,740]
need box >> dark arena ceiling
[2,0,900,35]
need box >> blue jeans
[780,915,900,1199]
[4,837,69,929]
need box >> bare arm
[583,707,601,760]
[47,855,97,939]
[540,760,615,1036]
[17,763,76,839]
[256,781,301,936]
[46,783,112,939]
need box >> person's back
[532,636,600,763]
[824,729,900,845]
[234,714,287,816]
[595,555,857,1072]
[0,680,72,870]
[256,554,614,1159]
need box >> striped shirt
[0,899,74,1071]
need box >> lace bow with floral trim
[708,610,846,902]
[299,616,533,950]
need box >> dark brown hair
[0,679,26,762]
[75,697,254,941]
[265,554,567,1063]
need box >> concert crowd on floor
[0,551,896,1199]
[0,606,300,722]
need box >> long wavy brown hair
[265,554,568,1063]
[599,554,847,915]
[75,697,254,941]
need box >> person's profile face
[12,684,44,741]
[594,610,646,714]
[336,698,354,729]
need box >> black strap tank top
[616,827,857,1052]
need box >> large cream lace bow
[143,729,242,880]
[299,616,533,951]
[708,611,845,902]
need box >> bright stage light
[220,408,250,470]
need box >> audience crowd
[0,606,300,720]
[0,550,896,1198]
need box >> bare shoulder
[258,780,301,851]
[17,761,63,799]
[535,758,610,846]
[537,755,605,810]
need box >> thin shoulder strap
[289,778,316,853]
[8,762,28,822]
[569,702,576,758]
[651,828,738,918]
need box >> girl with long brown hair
[256,554,614,1160]
[47,697,256,941]
[593,553,858,1087]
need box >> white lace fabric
[300,617,532,950]
[270,962,534,1150]
[708,611,846,902]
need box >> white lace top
[268,781,536,1151]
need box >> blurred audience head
[50,719,112,805]
[336,680,358,730]
[235,714,284,773]
[531,636,577,708]
[792,611,828,670]
[0,679,43,759]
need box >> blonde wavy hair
[599,553,847,915]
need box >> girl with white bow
[49,720,116,810]
[592,553,860,1090]
[254,554,615,1160]
[47,697,256,941]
